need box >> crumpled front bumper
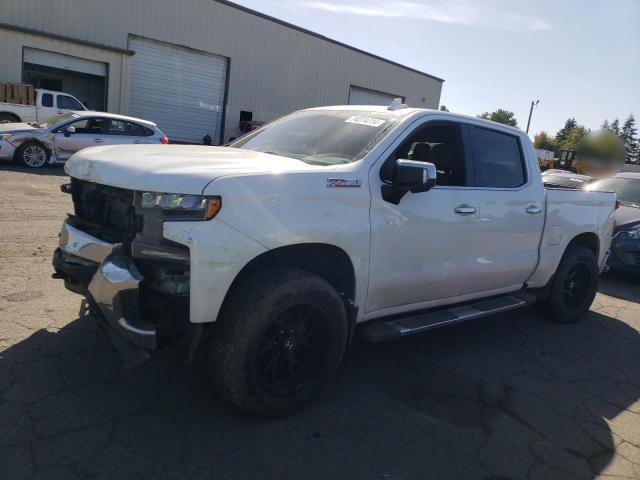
[53,220,158,353]
[609,231,640,273]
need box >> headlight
[622,229,640,240]
[0,133,14,141]
[139,192,221,220]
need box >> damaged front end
[53,179,198,367]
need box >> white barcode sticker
[345,116,386,127]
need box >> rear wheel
[542,246,599,323]
[16,142,49,168]
[209,267,348,417]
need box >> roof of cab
[306,105,524,134]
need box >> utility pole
[526,99,540,134]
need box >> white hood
[64,144,314,194]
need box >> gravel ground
[0,164,639,480]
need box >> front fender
[163,218,267,323]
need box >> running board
[360,293,536,343]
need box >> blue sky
[233,0,639,137]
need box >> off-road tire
[209,267,348,417]
[15,141,50,168]
[542,246,598,323]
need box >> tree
[439,105,449,112]
[560,126,589,151]
[602,119,610,131]
[610,118,620,136]
[620,114,638,163]
[533,131,557,151]
[478,109,518,127]
[555,118,577,144]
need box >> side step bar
[360,293,537,343]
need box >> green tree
[439,105,449,112]
[610,118,620,135]
[602,119,610,131]
[533,131,557,151]
[478,109,518,127]
[560,126,589,151]
[555,118,577,144]
[620,114,638,163]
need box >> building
[0,0,444,144]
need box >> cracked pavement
[1,164,639,479]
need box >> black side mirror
[64,125,76,137]
[382,159,437,204]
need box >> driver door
[366,119,479,318]
[53,117,106,160]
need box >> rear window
[471,127,526,188]
[41,93,53,107]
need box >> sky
[233,0,639,137]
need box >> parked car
[587,172,640,273]
[0,87,87,124]
[541,169,594,188]
[0,111,168,168]
[52,105,616,416]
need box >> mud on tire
[209,267,348,417]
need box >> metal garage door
[348,86,402,106]
[128,36,228,144]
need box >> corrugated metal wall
[0,0,443,141]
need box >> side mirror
[382,159,437,204]
[64,125,76,137]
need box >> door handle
[454,205,476,215]
[526,205,542,215]
[93,139,103,143]
[133,140,141,144]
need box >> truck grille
[70,178,135,237]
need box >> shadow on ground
[0,163,67,177]
[599,271,640,303]
[1,301,638,480]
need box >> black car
[588,173,640,273]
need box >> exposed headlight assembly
[622,228,640,240]
[0,133,14,141]
[139,192,221,220]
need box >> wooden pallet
[0,83,35,105]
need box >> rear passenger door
[466,126,544,293]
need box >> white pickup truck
[0,88,87,124]
[52,104,616,416]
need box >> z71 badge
[326,178,362,188]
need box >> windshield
[229,110,398,165]
[37,112,79,129]
[542,174,591,188]
[588,177,640,207]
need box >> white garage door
[128,36,228,144]
[348,86,401,106]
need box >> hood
[0,123,36,134]
[614,204,640,232]
[64,144,315,194]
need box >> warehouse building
[0,0,443,144]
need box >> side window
[385,122,466,187]
[124,121,147,136]
[41,93,53,108]
[471,127,526,188]
[104,119,127,135]
[57,95,83,110]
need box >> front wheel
[16,142,50,168]
[209,267,348,417]
[542,246,599,323]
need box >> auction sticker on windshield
[345,116,386,127]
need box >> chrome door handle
[454,205,476,215]
[526,205,542,215]
[93,139,103,143]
